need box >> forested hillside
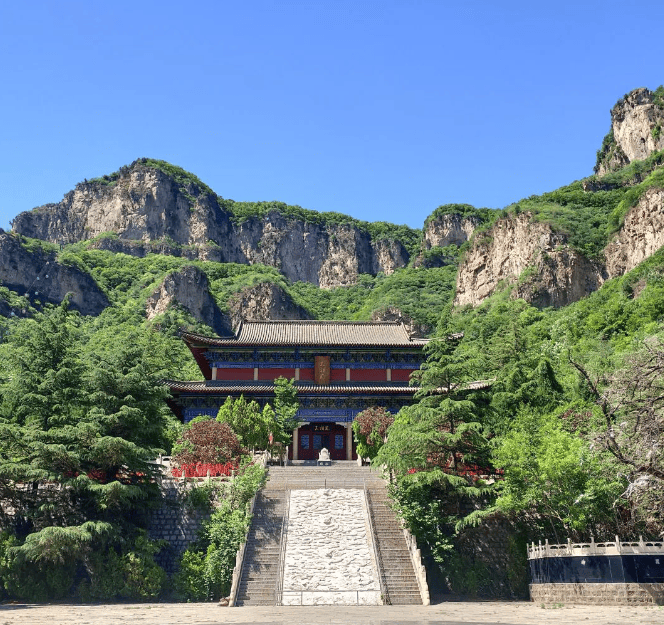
[1,85,663,601]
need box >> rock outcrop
[454,214,605,308]
[12,161,412,288]
[605,188,664,278]
[370,305,430,339]
[227,282,313,330]
[596,87,664,176]
[455,183,664,310]
[12,166,231,249]
[0,230,109,315]
[145,265,233,336]
[233,214,409,288]
[423,213,480,249]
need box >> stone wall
[530,582,664,605]
[148,478,210,575]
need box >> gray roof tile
[181,321,429,347]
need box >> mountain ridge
[4,85,664,328]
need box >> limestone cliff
[227,282,313,330]
[12,160,412,288]
[370,305,430,339]
[454,214,605,308]
[596,87,664,176]
[423,213,480,249]
[145,265,233,336]
[0,230,109,315]
[233,214,408,288]
[605,188,664,278]
[12,165,230,250]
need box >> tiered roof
[181,320,429,348]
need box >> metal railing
[274,489,290,606]
[364,481,389,605]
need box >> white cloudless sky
[1,0,663,231]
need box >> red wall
[391,369,415,382]
[352,369,387,382]
[330,368,346,382]
[257,368,295,381]
[216,368,254,381]
[298,368,314,381]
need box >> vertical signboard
[314,355,330,385]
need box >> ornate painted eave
[164,380,420,394]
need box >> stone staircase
[234,489,287,606]
[366,487,423,605]
[265,460,386,490]
[234,461,425,606]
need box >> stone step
[365,489,423,607]
[235,485,287,606]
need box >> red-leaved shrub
[172,420,246,467]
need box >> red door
[297,423,347,460]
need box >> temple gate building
[165,320,428,461]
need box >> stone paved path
[0,602,663,625]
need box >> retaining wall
[529,537,664,605]
[148,477,211,575]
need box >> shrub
[172,419,246,467]
[173,460,266,601]
[353,407,394,460]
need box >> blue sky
[1,1,663,232]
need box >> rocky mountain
[227,283,313,330]
[4,86,664,324]
[12,160,412,289]
[145,265,233,336]
[453,86,664,309]
[422,212,480,249]
[454,214,606,309]
[0,230,108,316]
[595,87,664,176]
[604,188,664,278]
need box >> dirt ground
[0,601,662,625]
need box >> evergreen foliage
[0,302,168,601]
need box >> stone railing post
[402,525,430,606]
[228,488,259,607]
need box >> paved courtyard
[0,601,663,625]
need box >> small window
[300,435,309,450]
[335,434,344,450]
[313,434,322,450]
